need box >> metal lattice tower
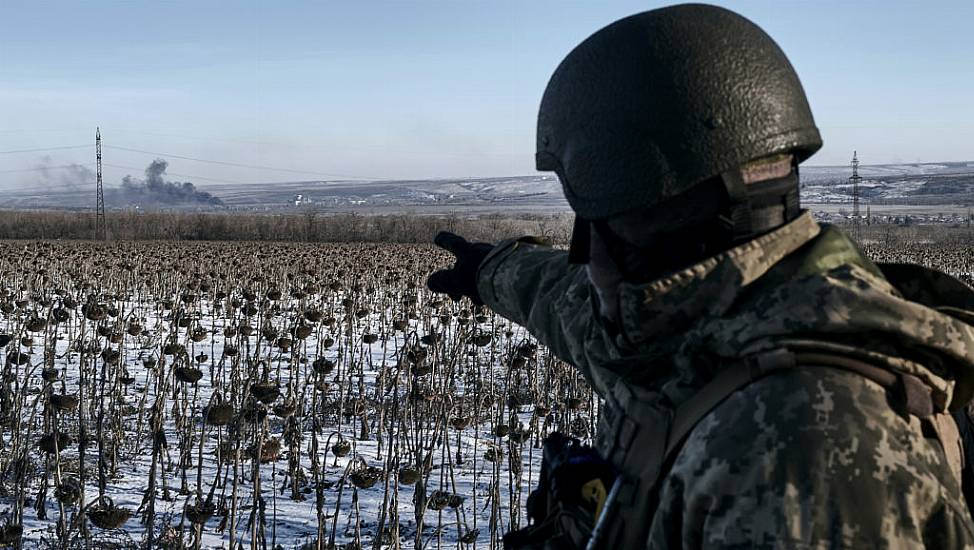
[849,150,861,243]
[95,127,106,240]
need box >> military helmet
[536,3,822,221]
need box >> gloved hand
[427,231,495,305]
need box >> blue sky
[1,0,972,188]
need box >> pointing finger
[433,231,469,256]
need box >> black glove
[427,231,495,305]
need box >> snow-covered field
[0,231,970,549]
[0,241,595,549]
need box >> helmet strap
[583,161,802,281]
[717,169,752,239]
[718,160,801,243]
[568,215,592,264]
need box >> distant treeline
[858,222,974,247]
[1,208,969,247]
[0,209,575,244]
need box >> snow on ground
[0,241,595,550]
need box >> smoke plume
[31,156,94,190]
[118,159,223,207]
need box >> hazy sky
[2,0,973,189]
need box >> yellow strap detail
[580,478,608,519]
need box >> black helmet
[536,3,822,222]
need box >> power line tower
[849,150,861,243]
[95,127,106,240]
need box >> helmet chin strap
[573,168,802,282]
[718,161,801,244]
[568,215,592,265]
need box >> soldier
[428,4,974,549]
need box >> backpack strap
[665,348,794,458]
[666,347,939,459]
[587,346,959,550]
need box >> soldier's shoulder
[878,262,974,320]
[657,367,974,548]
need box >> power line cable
[102,163,264,185]
[0,145,91,155]
[1,162,270,187]
[0,129,85,134]
[1,165,246,189]
[1,141,381,183]
[107,128,271,146]
[103,144,376,180]
[0,164,94,174]
[0,182,94,193]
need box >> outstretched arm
[427,232,618,390]
[476,237,594,364]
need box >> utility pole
[95,127,106,240]
[849,151,861,244]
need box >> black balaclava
[585,155,799,323]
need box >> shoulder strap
[589,346,950,550]
[664,347,936,461]
[665,348,792,459]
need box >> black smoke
[117,159,223,207]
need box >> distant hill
[3,162,973,213]
[799,161,974,205]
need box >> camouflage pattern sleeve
[476,238,620,391]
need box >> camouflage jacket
[477,211,974,548]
